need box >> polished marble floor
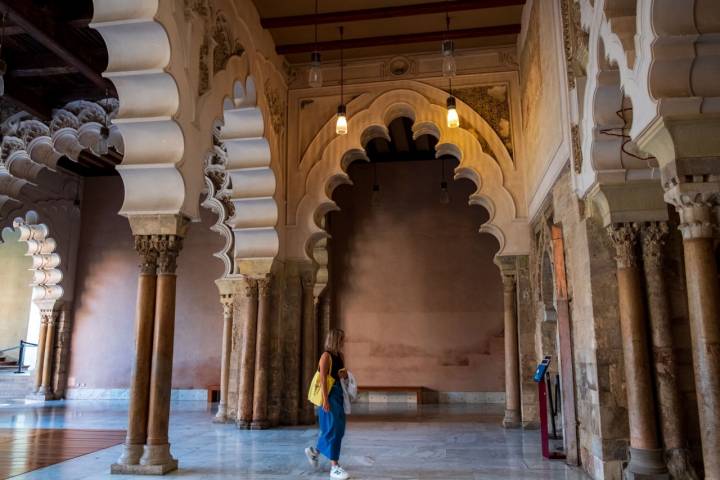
[0,400,589,479]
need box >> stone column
[285,271,302,425]
[38,309,58,398]
[214,294,233,423]
[114,237,158,468]
[608,223,668,478]
[641,222,698,478]
[140,235,182,474]
[673,199,720,478]
[33,314,48,392]
[301,272,317,424]
[237,279,258,428]
[251,275,272,430]
[501,272,521,428]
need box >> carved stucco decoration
[197,9,245,96]
[561,0,589,90]
[454,85,514,159]
[264,78,286,137]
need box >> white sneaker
[305,446,319,469]
[330,465,350,480]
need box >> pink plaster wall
[68,176,225,389]
[329,160,505,393]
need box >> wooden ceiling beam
[0,0,107,88]
[276,24,520,55]
[262,0,524,29]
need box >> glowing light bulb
[446,96,459,129]
[308,51,323,88]
[441,40,456,77]
[440,181,450,204]
[336,104,348,135]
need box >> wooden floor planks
[0,428,125,479]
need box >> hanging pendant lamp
[335,26,348,135]
[308,0,323,88]
[443,9,459,128]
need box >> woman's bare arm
[319,352,331,412]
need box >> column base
[138,444,178,475]
[212,412,227,424]
[26,391,56,401]
[115,443,144,466]
[236,419,251,429]
[623,447,669,479]
[111,460,178,475]
[250,419,269,430]
[502,409,521,429]
[665,448,698,480]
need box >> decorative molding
[264,78,286,137]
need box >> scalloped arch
[294,88,529,260]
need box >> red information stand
[534,356,565,460]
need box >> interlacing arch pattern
[295,88,529,260]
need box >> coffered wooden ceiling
[255,0,525,63]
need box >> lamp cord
[339,26,344,105]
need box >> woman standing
[305,329,350,480]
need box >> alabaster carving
[607,223,640,269]
[133,235,159,275]
[155,235,184,275]
[640,222,669,268]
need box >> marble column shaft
[39,312,57,396]
[641,222,697,478]
[502,273,521,428]
[301,273,317,424]
[117,237,157,465]
[141,235,182,471]
[214,295,233,422]
[237,279,258,428]
[675,201,720,479]
[285,274,302,426]
[608,223,667,477]
[251,276,272,429]
[33,315,49,392]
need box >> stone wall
[0,229,34,352]
[328,159,505,395]
[68,176,225,390]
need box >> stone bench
[357,386,425,404]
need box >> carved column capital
[501,273,517,293]
[641,222,670,267]
[607,223,640,269]
[153,235,183,275]
[665,187,719,240]
[220,294,233,319]
[134,235,158,275]
[243,278,258,298]
[301,271,315,290]
[257,275,273,297]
